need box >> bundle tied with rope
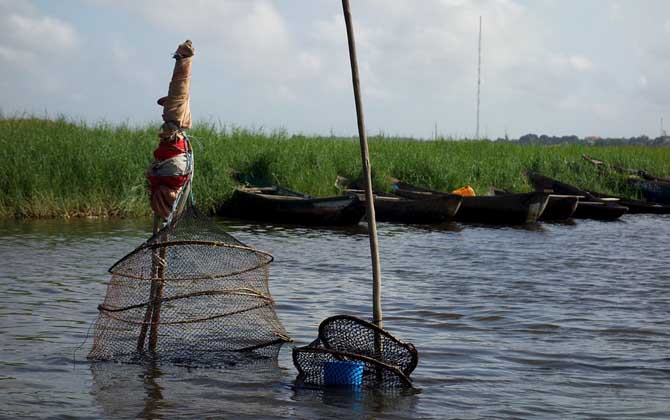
[148,40,195,220]
[88,40,290,365]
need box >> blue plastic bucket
[323,360,364,386]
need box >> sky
[2,0,670,139]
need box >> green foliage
[1,117,669,218]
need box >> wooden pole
[136,214,161,352]
[342,0,383,329]
[476,16,482,140]
[148,234,167,353]
[146,181,191,352]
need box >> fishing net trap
[88,39,290,366]
[293,315,418,388]
[87,205,291,365]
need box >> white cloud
[569,55,594,72]
[0,2,79,66]
[639,75,648,88]
[4,0,670,138]
[0,0,82,109]
[6,14,79,51]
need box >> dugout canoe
[588,191,670,214]
[494,188,578,221]
[221,186,365,226]
[583,154,670,204]
[528,173,629,220]
[347,189,462,224]
[392,182,550,224]
[630,179,670,205]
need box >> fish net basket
[293,315,418,388]
[88,205,290,365]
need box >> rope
[72,317,96,368]
[164,131,195,226]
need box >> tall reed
[2,118,669,218]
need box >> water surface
[1,215,669,418]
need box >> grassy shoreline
[2,117,670,219]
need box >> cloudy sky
[2,0,670,139]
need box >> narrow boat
[589,191,670,214]
[220,186,365,226]
[582,155,670,206]
[347,189,462,224]
[631,179,670,205]
[528,173,629,220]
[494,188,577,221]
[393,182,550,225]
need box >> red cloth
[147,174,189,192]
[153,138,188,160]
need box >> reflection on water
[90,358,289,419]
[292,385,420,418]
[1,214,670,418]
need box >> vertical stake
[137,214,161,352]
[148,234,166,353]
[342,0,383,329]
[476,16,482,140]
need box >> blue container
[323,361,364,386]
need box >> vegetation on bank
[2,117,670,218]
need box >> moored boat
[631,179,670,205]
[495,188,577,221]
[572,201,628,221]
[541,195,579,221]
[528,173,629,220]
[348,189,462,224]
[583,155,670,205]
[220,186,365,226]
[587,191,670,214]
[393,182,550,225]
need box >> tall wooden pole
[342,0,383,329]
[476,16,482,140]
[136,215,161,352]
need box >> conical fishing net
[88,205,291,365]
[293,315,418,388]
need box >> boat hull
[394,183,549,224]
[540,195,578,221]
[528,173,628,220]
[574,201,628,221]
[632,180,670,205]
[455,193,549,224]
[221,188,365,226]
[358,193,462,224]
[495,189,577,221]
[589,192,670,214]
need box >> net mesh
[88,205,290,365]
[293,315,418,388]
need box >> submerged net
[293,315,418,388]
[88,205,291,365]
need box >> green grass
[2,117,670,218]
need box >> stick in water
[342,0,383,329]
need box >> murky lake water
[1,215,669,419]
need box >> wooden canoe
[572,201,628,221]
[220,186,365,226]
[494,188,577,221]
[586,190,670,214]
[582,155,670,206]
[393,182,550,224]
[630,179,670,205]
[348,190,462,224]
[528,173,629,220]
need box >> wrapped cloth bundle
[159,40,195,135]
[147,40,195,219]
